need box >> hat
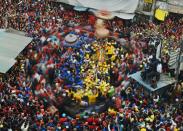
[62,93,66,97]
[112,96,116,100]
[62,113,66,117]
[92,112,96,115]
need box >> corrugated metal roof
[168,4,183,14]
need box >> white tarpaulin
[54,0,139,19]
[0,29,32,73]
[0,56,16,74]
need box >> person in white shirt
[21,122,29,131]
[157,63,162,73]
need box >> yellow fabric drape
[155,9,168,21]
[74,93,82,101]
[106,45,115,55]
[88,93,98,104]
[140,128,147,131]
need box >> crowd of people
[0,0,183,130]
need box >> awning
[53,0,139,19]
[0,29,32,73]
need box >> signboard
[144,0,153,3]
[143,0,153,12]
